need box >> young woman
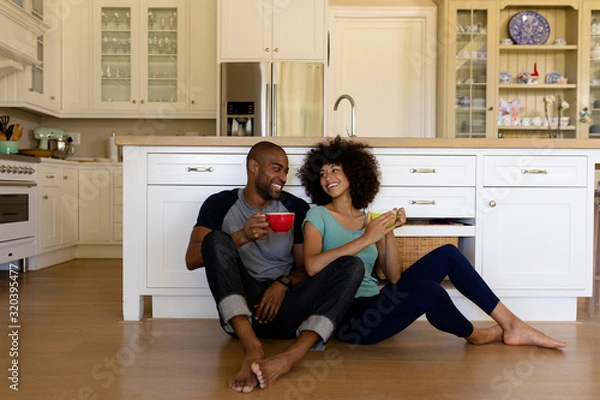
[297,136,566,348]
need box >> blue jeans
[202,230,364,348]
[336,244,500,345]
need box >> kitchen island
[116,136,600,322]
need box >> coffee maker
[225,102,254,136]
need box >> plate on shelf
[508,11,550,45]
[499,71,513,84]
[546,71,563,84]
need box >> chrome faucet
[333,94,356,137]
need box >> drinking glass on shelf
[114,11,120,27]
[148,11,156,29]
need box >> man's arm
[185,211,271,270]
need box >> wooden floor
[1,259,600,400]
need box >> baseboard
[28,247,77,270]
[75,244,122,259]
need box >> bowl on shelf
[0,141,18,154]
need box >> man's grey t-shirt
[195,189,310,281]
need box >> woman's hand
[366,208,406,241]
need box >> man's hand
[238,211,270,244]
[253,282,287,323]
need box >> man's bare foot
[251,354,294,389]
[466,324,503,345]
[502,320,567,349]
[229,350,263,393]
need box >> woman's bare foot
[502,320,567,349]
[229,349,263,393]
[251,353,294,389]
[466,324,503,345]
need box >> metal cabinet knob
[274,48,279,52]
[43,195,49,200]
[489,200,497,207]
[141,100,145,104]
[132,100,137,104]
[265,48,270,52]
[63,175,68,179]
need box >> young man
[185,141,363,393]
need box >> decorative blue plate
[546,71,563,84]
[509,11,550,45]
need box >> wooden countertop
[115,135,600,149]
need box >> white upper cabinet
[0,0,61,114]
[92,0,187,113]
[219,0,325,61]
[60,0,216,118]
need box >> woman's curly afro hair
[297,136,380,210]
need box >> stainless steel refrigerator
[220,62,324,137]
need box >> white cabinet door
[329,8,436,137]
[79,167,113,243]
[219,0,325,60]
[39,186,60,250]
[188,0,217,116]
[272,0,324,60]
[480,187,587,291]
[39,165,79,250]
[219,0,268,60]
[60,167,79,245]
[23,0,62,112]
[147,185,214,289]
[92,0,187,113]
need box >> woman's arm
[376,231,402,284]
[303,214,395,276]
[374,208,407,283]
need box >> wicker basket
[373,236,459,280]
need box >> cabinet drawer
[483,156,587,187]
[377,155,476,186]
[39,166,61,187]
[147,154,247,185]
[370,187,475,218]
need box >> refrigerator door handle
[272,83,278,137]
[265,83,271,137]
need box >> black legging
[336,244,500,345]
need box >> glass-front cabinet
[583,2,600,138]
[497,5,579,139]
[93,0,186,113]
[438,2,496,138]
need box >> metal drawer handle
[186,167,214,173]
[410,168,438,174]
[521,169,548,174]
[409,200,436,205]
[46,174,56,179]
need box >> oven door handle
[0,180,37,187]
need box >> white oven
[0,158,38,264]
